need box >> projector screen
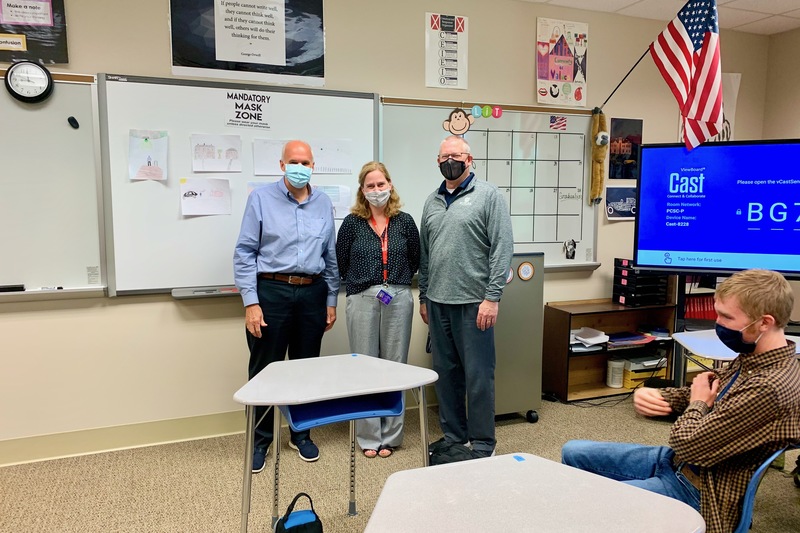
[634,140,800,277]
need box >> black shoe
[428,437,467,456]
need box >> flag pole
[599,48,650,111]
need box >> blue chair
[734,445,798,533]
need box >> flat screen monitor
[634,140,800,278]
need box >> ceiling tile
[548,0,640,11]
[718,7,770,28]
[731,15,800,34]
[618,0,688,22]
[784,8,800,18]
[725,0,800,15]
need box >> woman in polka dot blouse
[336,161,420,458]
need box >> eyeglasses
[437,152,470,162]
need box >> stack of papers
[607,331,657,351]
[570,327,609,353]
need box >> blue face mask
[285,164,312,188]
[715,318,761,354]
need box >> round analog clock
[4,60,54,104]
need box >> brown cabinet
[542,299,676,402]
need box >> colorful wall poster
[536,17,587,107]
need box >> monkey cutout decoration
[443,108,475,136]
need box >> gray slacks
[346,284,413,450]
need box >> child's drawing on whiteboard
[129,130,168,180]
[190,134,242,172]
[179,177,232,216]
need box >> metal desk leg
[271,408,282,528]
[672,344,687,388]
[349,419,357,515]
[418,385,430,467]
[241,406,255,533]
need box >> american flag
[650,0,722,150]
[549,115,567,131]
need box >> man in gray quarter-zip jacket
[419,134,514,459]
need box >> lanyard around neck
[369,216,389,284]
[716,370,740,402]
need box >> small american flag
[650,0,722,150]
[549,115,567,131]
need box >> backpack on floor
[274,492,323,533]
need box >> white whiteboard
[381,101,597,269]
[99,74,377,294]
[0,76,102,290]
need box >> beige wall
[0,0,776,459]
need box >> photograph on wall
[425,12,468,89]
[0,0,68,63]
[605,186,636,221]
[536,17,587,107]
[608,118,642,180]
[170,0,324,87]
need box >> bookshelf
[542,299,676,402]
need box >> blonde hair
[715,269,794,327]
[350,161,403,219]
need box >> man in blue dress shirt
[234,140,339,470]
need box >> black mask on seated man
[715,319,761,354]
[439,159,467,181]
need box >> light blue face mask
[285,164,312,188]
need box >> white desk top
[673,329,800,362]
[233,353,438,406]
[365,453,705,533]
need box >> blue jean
[428,300,496,454]
[561,440,701,511]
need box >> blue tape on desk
[513,455,526,462]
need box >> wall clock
[4,61,54,104]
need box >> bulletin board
[381,98,598,270]
[98,74,378,295]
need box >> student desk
[233,353,438,532]
[672,330,800,386]
[365,453,706,533]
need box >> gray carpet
[1,396,798,532]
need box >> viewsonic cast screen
[634,140,800,277]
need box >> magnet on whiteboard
[67,116,80,129]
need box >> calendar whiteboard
[381,100,597,269]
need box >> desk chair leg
[271,410,282,528]
[349,419,357,516]
[418,385,430,467]
[241,406,255,533]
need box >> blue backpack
[274,492,323,533]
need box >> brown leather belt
[258,273,320,286]
[674,457,702,490]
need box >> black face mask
[715,319,760,354]
[439,158,466,180]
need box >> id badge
[376,288,394,305]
